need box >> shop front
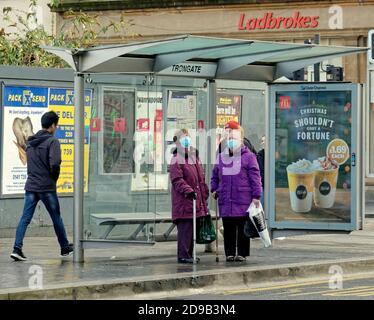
[42,35,366,262]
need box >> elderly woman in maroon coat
[211,121,262,262]
[169,128,209,264]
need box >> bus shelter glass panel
[269,83,358,230]
[84,74,158,242]
[83,75,208,241]
[215,82,266,152]
[152,76,208,236]
[369,70,374,175]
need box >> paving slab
[1,219,374,299]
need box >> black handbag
[244,217,259,239]
[196,215,216,244]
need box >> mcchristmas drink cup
[286,160,315,213]
[313,157,339,208]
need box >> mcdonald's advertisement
[274,87,352,224]
[1,85,92,196]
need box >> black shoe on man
[60,243,74,257]
[10,248,27,261]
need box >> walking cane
[193,197,197,264]
[215,199,219,262]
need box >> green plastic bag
[196,215,216,244]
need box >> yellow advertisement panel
[48,88,92,193]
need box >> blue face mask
[180,136,191,148]
[227,139,239,150]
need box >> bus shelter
[43,35,367,262]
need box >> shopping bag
[196,214,216,244]
[247,202,272,247]
[243,217,259,239]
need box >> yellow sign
[48,88,92,193]
[326,138,350,165]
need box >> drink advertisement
[274,87,352,224]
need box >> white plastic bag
[247,201,272,248]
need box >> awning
[43,34,368,82]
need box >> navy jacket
[24,130,61,192]
[256,149,265,189]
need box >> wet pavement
[1,219,374,294]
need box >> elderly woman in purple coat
[211,121,262,262]
[169,128,209,264]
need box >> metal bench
[90,211,217,240]
[90,212,176,240]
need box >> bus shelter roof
[43,35,368,81]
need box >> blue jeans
[14,191,70,250]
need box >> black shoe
[234,255,247,262]
[10,248,27,261]
[60,243,73,257]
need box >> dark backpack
[243,137,257,155]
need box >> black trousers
[222,217,250,257]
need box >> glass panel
[263,46,353,63]
[84,75,208,242]
[370,71,374,175]
[215,86,266,152]
[274,88,352,224]
[133,37,240,55]
[84,74,156,242]
[152,76,208,236]
[102,89,135,174]
[199,42,298,60]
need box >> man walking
[10,111,73,261]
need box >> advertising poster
[102,89,134,174]
[48,88,93,193]
[166,90,196,143]
[165,90,197,169]
[274,88,352,223]
[131,91,168,191]
[1,85,92,195]
[215,94,242,147]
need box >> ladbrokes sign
[238,11,319,30]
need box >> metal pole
[73,72,85,263]
[215,199,219,262]
[193,198,197,264]
[207,79,217,205]
[314,34,321,82]
[265,85,271,237]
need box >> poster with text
[131,91,168,191]
[166,90,196,143]
[1,85,92,195]
[275,89,352,223]
[215,93,242,147]
[48,88,93,193]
